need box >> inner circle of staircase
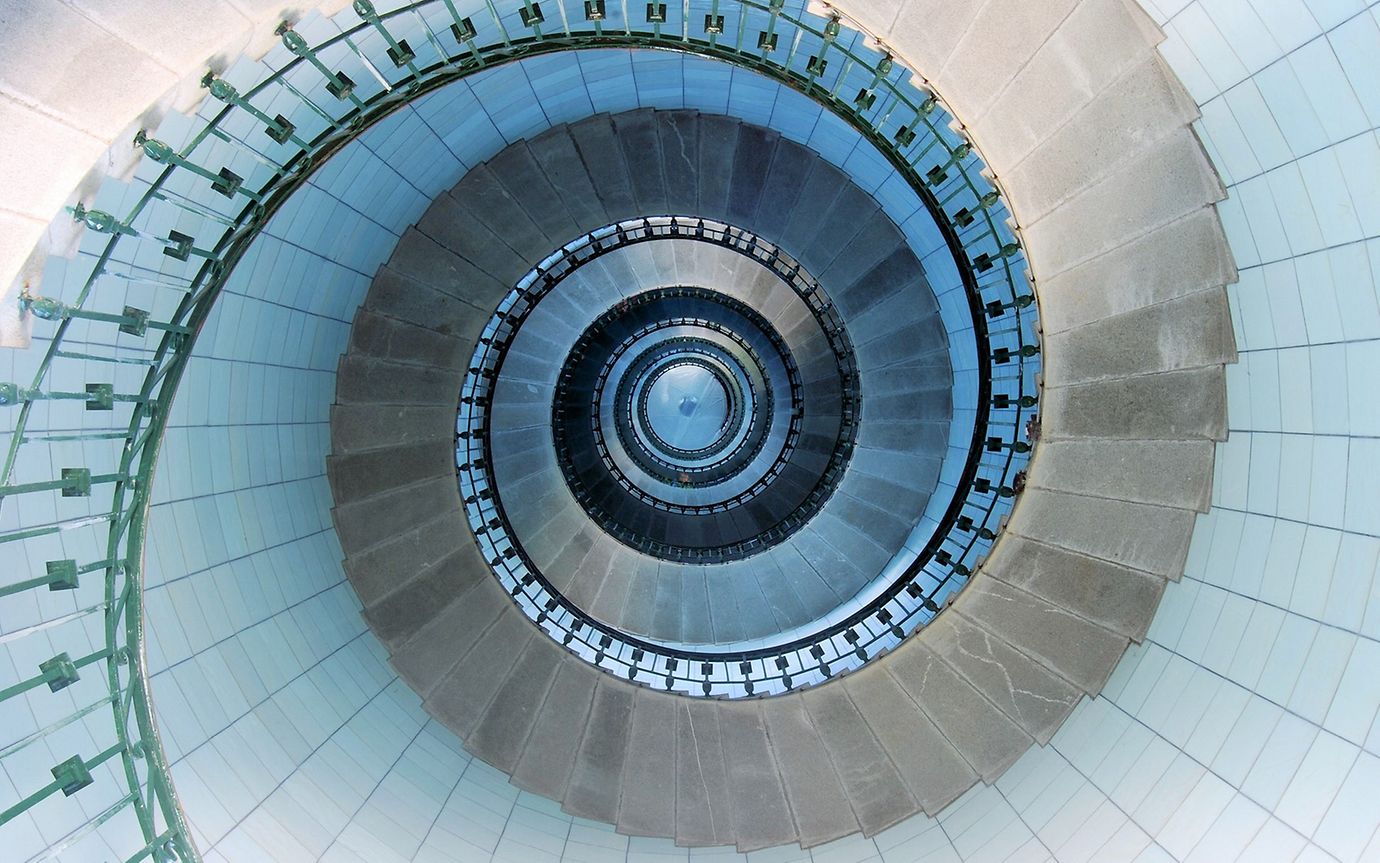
[540,275,856,562]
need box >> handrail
[0,0,1037,856]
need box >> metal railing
[0,0,1038,856]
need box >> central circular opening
[643,362,731,453]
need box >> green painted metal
[0,0,1035,858]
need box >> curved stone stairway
[325,11,1242,834]
[325,96,1235,851]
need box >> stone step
[998,53,1200,221]
[1030,438,1215,512]
[561,678,636,823]
[1043,288,1236,386]
[363,542,490,651]
[695,113,741,220]
[1041,366,1228,442]
[934,0,1099,125]
[816,209,908,305]
[1021,130,1225,279]
[383,228,507,313]
[801,684,917,837]
[922,612,1082,745]
[750,138,815,241]
[615,690,677,837]
[725,122,779,227]
[759,695,860,847]
[326,439,453,504]
[424,605,535,738]
[829,245,928,321]
[347,307,470,369]
[952,577,1128,695]
[613,110,671,217]
[331,475,461,558]
[968,0,1170,172]
[841,664,977,815]
[569,114,639,224]
[342,510,466,606]
[656,109,700,216]
[672,698,734,847]
[464,636,568,774]
[509,659,601,801]
[419,186,532,287]
[361,263,490,342]
[717,700,797,852]
[1006,487,1197,580]
[388,585,500,694]
[884,639,1035,781]
[334,354,460,406]
[329,403,454,454]
[487,139,583,248]
[980,534,1166,642]
[526,123,612,234]
[1038,207,1236,335]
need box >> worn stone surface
[425,608,533,738]
[509,660,600,800]
[563,680,636,823]
[527,124,611,233]
[717,700,797,852]
[363,546,489,649]
[996,53,1197,217]
[347,307,470,368]
[1042,366,1229,441]
[614,110,671,216]
[361,263,491,340]
[1044,289,1236,385]
[801,685,917,836]
[1038,208,1237,334]
[570,114,639,223]
[616,692,677,838]
[842,664,977,814]
[673,696,734,847]
[326,440,454,504]
[488,140,582,247]
[695,114,739,220]
[1023,132,1225,278]
[420,189,531,286]
[330,403,454,454]
[334,355,460,406]
[657,110,700,215]
[884,641,1034,781]
[953,577,1129,694]
[1008,487,1198,579]
[331,476,461,558]
[726,124,777,226]
[1031,438,1215,511]
[760,696,860,847]
[389,576,506,696]
[981,534,1166,642]
[974,0,1170,171]
[923,613,1082,744]
[343,511,466,606]
[465,636,565,773]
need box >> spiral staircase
[2,0,1378,861]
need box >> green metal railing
[0,0,1036,857]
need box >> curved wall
[1,0,1379,861]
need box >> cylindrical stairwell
[7,0,1378,861]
